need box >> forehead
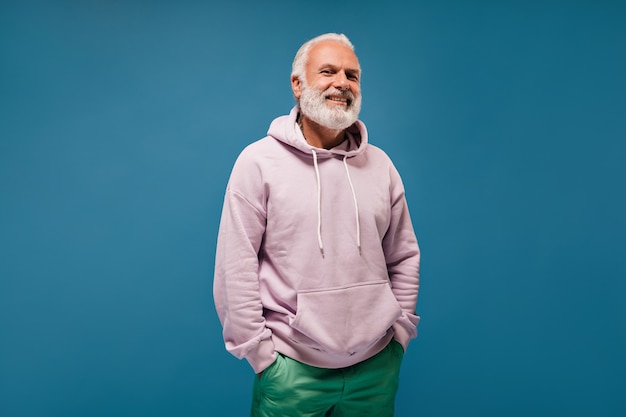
[306,40,360,71]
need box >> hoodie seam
[298,279,390,294]
[227,188,266,218]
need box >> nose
[334,71,350,90]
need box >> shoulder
[234,137,281,166]
[364,143,391,160]
[361,144,407,188]
[240,136,279,155]
[360,143,397,170]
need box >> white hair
[291,33,355,81]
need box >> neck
[298,114,346,150]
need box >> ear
[291,75,302,100]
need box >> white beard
[299,82,361,130]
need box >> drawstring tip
[357,245,361,256]
[320,248,325,258]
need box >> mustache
[323,87,355,101]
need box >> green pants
[251,339,404,417]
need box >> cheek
[310,78,332,91]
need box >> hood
[267,106,369,257]
[267,106,369,158]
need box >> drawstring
[311,150,324,257]
[310,150,362,257]
[343,155,361,254]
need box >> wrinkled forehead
[306,40,360,72]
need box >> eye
[320,69,332,75]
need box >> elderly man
[214,33,421,417]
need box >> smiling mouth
[326,95,351,106]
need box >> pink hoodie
[213,106,420,373]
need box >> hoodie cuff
[246,338,277,374]
[392,312,420,352]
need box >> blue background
[1,1,625,416]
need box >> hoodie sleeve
[383,163,421,352]
[213,149,276,374]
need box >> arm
[383,165,421,351]
[213,154,276,374]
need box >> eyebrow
[318,64,361,75]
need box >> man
[214,33,420,417]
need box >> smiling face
[292,40,362,130]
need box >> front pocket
[290,280,402,355]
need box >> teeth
[328,96,347,102]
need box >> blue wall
[1,1,624,416]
